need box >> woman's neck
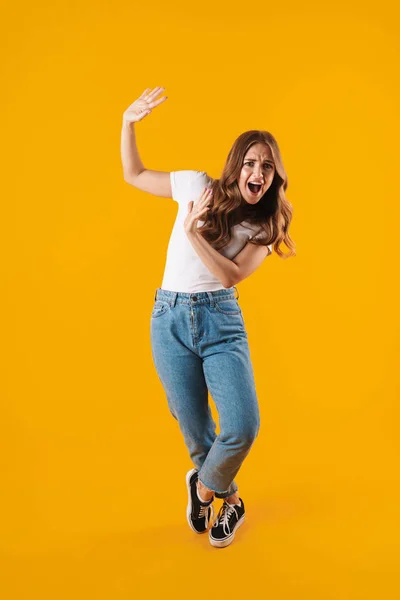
[237,203,257,223]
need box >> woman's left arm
[184,187,269,288]
[184,187,237,287]
[186,229,239,288]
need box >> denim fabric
[150,287,260,499]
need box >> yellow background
[1,0,399,598]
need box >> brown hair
[198,130,296,259]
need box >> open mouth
[247,182,262,195]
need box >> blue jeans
[150,287,260,499]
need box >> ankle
[197,480,214,503]
[226,493,240,505]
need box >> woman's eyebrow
[244,157,274,164]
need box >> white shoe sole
[209,514,245,547]
[186,468,214,534]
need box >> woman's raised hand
[184,188,213,236]
[122,87,168,124]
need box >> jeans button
[192,295,197,302]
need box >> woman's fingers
[135,87,168,109]
[140,87,159,101]
[144,86,163,99]
[197,203,211,215]
[196,189,212,209]
[136,87,167,108]
[123,87,168,123]
[199,187,213,200]
[203,188,213,204]
[148,95,168,109]
[139,88,151,99]
[143,87,165,102]
[189,188,212,219]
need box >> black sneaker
[186,468,215,534]
[209,497,245,548]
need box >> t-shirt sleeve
[170,170,213,205]
[252,228,272,255]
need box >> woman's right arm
[121,87,172,198]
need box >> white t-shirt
[160,170,272,293]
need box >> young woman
[121,87,295,548]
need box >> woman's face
[238,143,275,204]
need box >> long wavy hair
[198,130,296,259]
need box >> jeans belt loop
[206,291,215,308]
[171,292,178,308]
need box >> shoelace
[196,502,214,528]
[213,501,239,535]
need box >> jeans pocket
[151,300,170,319]
[214,298,242,316]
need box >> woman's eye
[244,161,272,169]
